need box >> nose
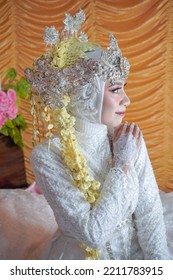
[121,91,130,107]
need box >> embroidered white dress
[30,119,171,260]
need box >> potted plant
[0,68,30,189]
[0,68,29,147]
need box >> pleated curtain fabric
[0,0,173,191]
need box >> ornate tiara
[25,9,130,109]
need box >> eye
[112,87,121,94]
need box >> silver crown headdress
[25,9,130,110]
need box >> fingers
[126,123,140,139]
[128,123,135,134]
[113,124,123,141]
[113,121,128,141]
[130,124,142,148]
[113,121,143,147]
[136,131,142,148]
[122,121,128,133]
[133,124,140,140]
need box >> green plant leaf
[5,119,14,128]
[6,68,17,80]
[0,125,9,136]
[4,84,17,91]
[17,78,30,99]
[13,130,24,148]
[11,127,17,137]
[14,115,27,130]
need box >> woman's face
[101,79,130,128]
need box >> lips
[115,111,125,117]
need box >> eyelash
[112,87,121,93]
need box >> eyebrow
[109,82,127,87]
[113,82,122,85]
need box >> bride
[0,9,172,260]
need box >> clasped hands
[113,122,142,173]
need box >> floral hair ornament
[25,9,130,259]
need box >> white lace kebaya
[31,116,171,260]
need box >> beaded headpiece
[25,9,130,110]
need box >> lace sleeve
[30,141,138,250]
[134,138,170,259]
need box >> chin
[107,123,121,129]
[112,120,122,128]
[101,118,122,128]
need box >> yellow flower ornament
[53,95,100,204]
[52,37,99,69]
[52,94,101,259]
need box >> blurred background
[0,0,173,191]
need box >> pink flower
[7,89,16,103]
[0,91,8,113]
[7,105,18,120]
[7,89,18,120]
[0,89,18,125]
[0,112,7,129]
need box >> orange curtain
[0,0,173,191]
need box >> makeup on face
[109,82,126,94]
[101,80,130,128]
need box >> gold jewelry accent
[30,95,40,146]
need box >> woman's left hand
[112,122,142,173]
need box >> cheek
[103,95,120,111]
[102,95,121,124]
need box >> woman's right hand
[113,122,142,173]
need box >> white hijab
[67,76,105,125]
